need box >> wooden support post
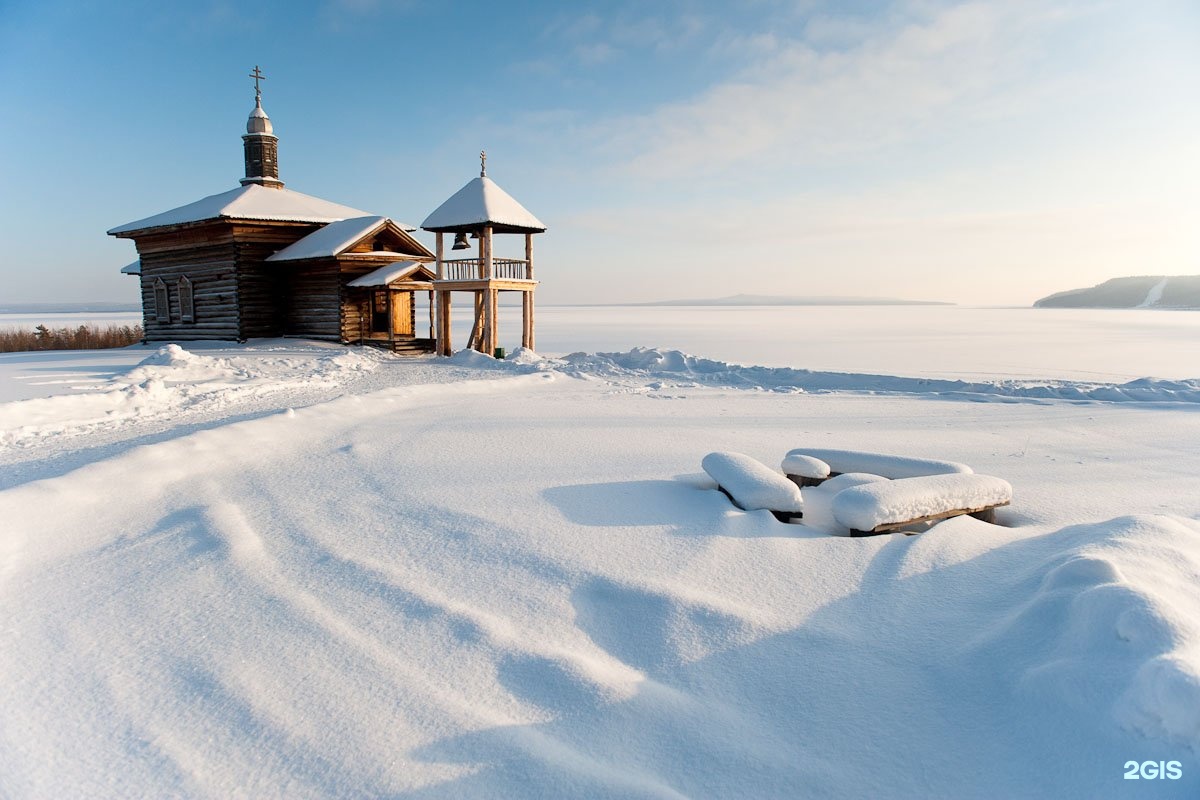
[438,291,453,356]
[522,290,535,351]
[469,291,484,351]
[387,291,394,348]
[483,287,495,355]
[525,233,534,280]
[483,225,493,280]
[433,233,444,355]
[491,289,500,354]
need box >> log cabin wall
[135,237,240,341]
[283,261,342,340]
[129,220,324,341]
[340,290,370,343]
[232,222,321,339]
[236,253,284,338]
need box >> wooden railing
[440,258,530,281]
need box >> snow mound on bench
[801,473,890,536]
[785,447,972,479]
[780,453,831,480]
[832,474,1011,532]
[701,451,804,514]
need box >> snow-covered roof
[108,183,375,235]
[267,216,387,261]
[346,262,432,287]
[265,216,427,263]
[422,176,545,233]
[120,260,141,275]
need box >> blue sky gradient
[2,0,1197,305]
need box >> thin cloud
[602,1,1081,178]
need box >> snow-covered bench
[830,473,1012,536]
[782,448,972,486]
[702,452,805,522]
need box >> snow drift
[2,342,1199,798]
[550,347,1200,404]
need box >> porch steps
[363,337,436,356]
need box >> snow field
[1,343,1199,797]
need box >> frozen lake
[499,305,1200,382]
[4,305,1198,383]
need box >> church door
[391,291,414,337]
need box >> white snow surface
[784,447,973,479]
[107,184,374,234]
[552,347,1200,403]
[779,452,831,479]
[800,473,891,536]
[421,176,546,232]
[2,338,1200,798]
[701,451,804,513]
[0,344,385,450]
[831,473,1014,531]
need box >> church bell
[451,232,471,250]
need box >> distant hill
[639,294,951,307]
[1034,276,1200,309]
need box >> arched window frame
[153,278,170,323]
[178,275,194,323]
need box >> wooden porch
[350,283,438,356]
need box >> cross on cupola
[241,64,282,187]
[249,65,266,100]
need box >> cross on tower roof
[249,65,266,100]
[480,150,487,178]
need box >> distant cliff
[1034,276,1200,309]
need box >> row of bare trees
[0,324,144,353]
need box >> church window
[178,276,194,323]
[153,278,170,323]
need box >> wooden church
[110,69,544,356]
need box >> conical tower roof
[422,175,545,234]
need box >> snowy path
[0,343,524,489]
[2,346,1199,798]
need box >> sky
[0,0,1197,306]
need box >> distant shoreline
[0,303,141,314]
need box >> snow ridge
[544,347,1200,404]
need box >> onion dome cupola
[241,65,283,188]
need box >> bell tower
[241,65,283,188]
[423,152,546,357]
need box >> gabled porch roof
[266,216,432,262]
[346,261,436,287]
